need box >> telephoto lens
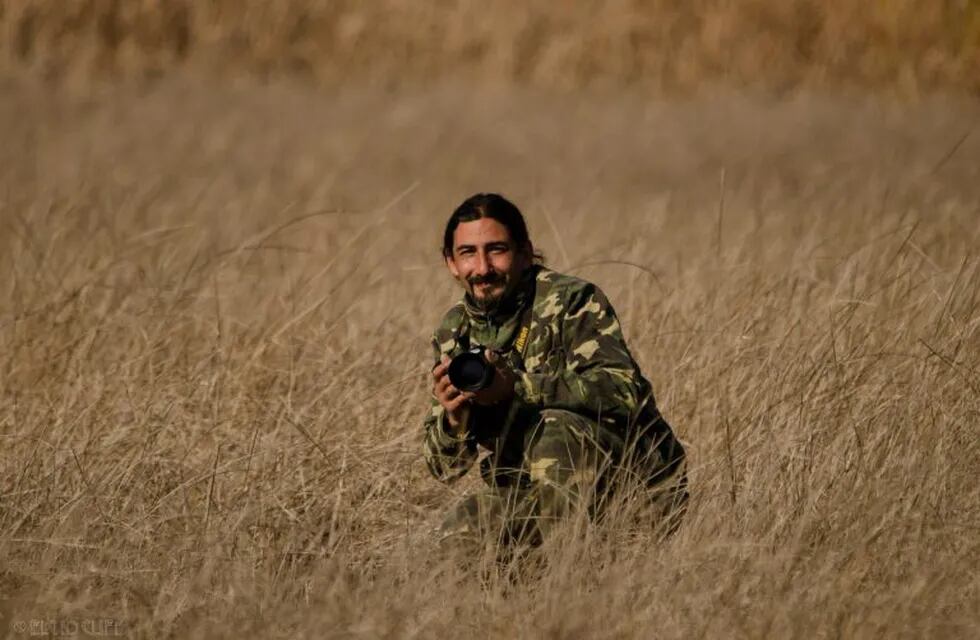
[448,348,494,392]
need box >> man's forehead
[453,218,513,246]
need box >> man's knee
[524,410,609,526]
[439,491,503,534]
[527,409,608,479]
[437,489,536,549]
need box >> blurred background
[3,0,980,94]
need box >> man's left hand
[472,349,516,406]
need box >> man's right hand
[432,354,474,433]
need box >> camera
[448,347,495,392]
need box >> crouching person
[422,193,688,552]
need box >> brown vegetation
[0,77,978,637]
[3,0,980,94]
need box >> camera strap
[512,303,532,359]
[511,270,537,362]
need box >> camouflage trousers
[437,409,688,550]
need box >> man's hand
[472,349,516,407]
[432,355,474,433]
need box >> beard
[467,273,510,312]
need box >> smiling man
[423,193,687,551]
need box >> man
[423,193,687,550]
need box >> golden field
[1,2,980,637]
[0,76,977,637]
[2,0,980,94]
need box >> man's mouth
[470,277,502,289]
[469,278,505,302]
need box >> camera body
[448,346,495,392]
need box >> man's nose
[474,251,491,275]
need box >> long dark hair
[441,193,545,263]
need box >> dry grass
[1,75,979,638]
[3,0,980,94]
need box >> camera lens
[448,351,494,392]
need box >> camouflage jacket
[422,265,682,484]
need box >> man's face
[445,217,532,311]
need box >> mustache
[467,274,504,286]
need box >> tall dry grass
[2,0,980,94]
[0,77,979,637]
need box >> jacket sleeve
[421,333,478,483]
[513,283,652,424]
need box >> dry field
[4,0,980,94]
[1,74,979,638]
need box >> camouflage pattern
[438,408,624,548]
[423,265,687,545]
